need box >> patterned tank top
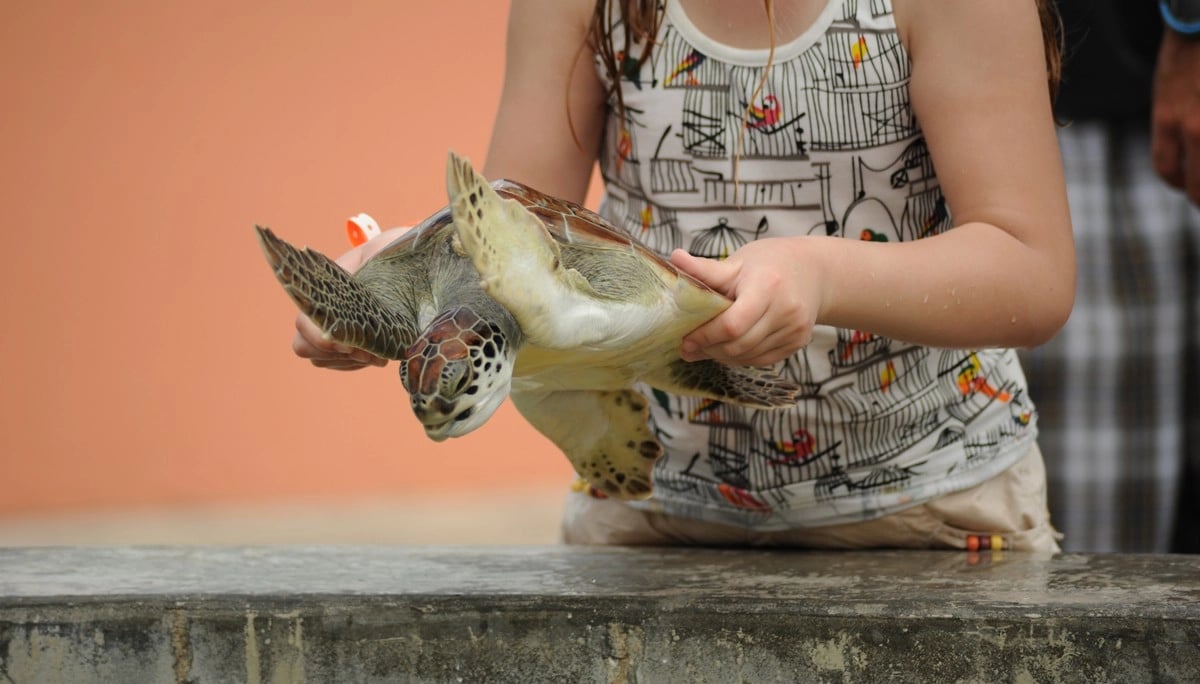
[595,0,1038,528]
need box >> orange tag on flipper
[346,213,382,247]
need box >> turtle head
[399,307,517,441]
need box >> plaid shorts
[1019,121,1200,552]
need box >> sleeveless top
[594,0,1039,529]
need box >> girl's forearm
[808,222,1074,349]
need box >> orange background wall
[0,1,577,516]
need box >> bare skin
[668,0,829,48]
[294,0,1075,373]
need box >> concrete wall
[2,547,1199,682]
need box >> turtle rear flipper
[512,389,659,500]
[255,226,416,359]
[647,360,802,408]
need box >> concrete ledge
[1,547,1197,682]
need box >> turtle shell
[372,179,722,299]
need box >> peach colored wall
[0,1,578,516]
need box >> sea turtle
[256,152,800,500]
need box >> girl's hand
[290,227,409,370]
[671,239,826,367]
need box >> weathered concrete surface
[0,547,1197,683]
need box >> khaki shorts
[561,444,1062,553]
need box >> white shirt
[596,0,1038,528]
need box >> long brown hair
[589,0,665,130]
[587,0,1064,113]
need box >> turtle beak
[411,393,491,441]
[423,422,456,442]
[412,389,506,441]
[411,395,460,441]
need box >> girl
[295,0,1074,552]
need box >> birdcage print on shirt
[750,401,841,487]
[824,346,944,466]
[653,459,780,516]
[826,24,908,89]
[901,191,949,241]
[660,26,725,90]
[829,328,890,370]
[799,27,914,151]
[658,24,730,159]
[813,461,920,505]
[650,157,700,195]
[613,193,684,254]
[648,418,781,517]
[681,400,783,506]
[648,126,704,195]
[775,353,822,396]
[602,106,646,194]
[651,455,710,500]
[727,63,810,161]
[681,88,729,159]
[835,0,896,26]
[855,138,951,240]
[963,421,1025,465]
[938,350,1023,424]
[686,216,768,259]
[701,168,826,209]
[697,406,758,490]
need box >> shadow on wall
[0,1,578,524]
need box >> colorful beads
[966,534,1006,551]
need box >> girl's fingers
[310,358,372,371]
[702,320,806,367]
[682,291,769,358]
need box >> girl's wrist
[790,235,840,329]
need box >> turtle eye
[441,362,471,396]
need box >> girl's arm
[677,0,1075,366]
[483,0,607,202]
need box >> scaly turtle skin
[257,152,800,499]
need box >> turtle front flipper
[511,389,661,500]
[255,226,417,359]
[445,152,654,350]
[645,360,802,408]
